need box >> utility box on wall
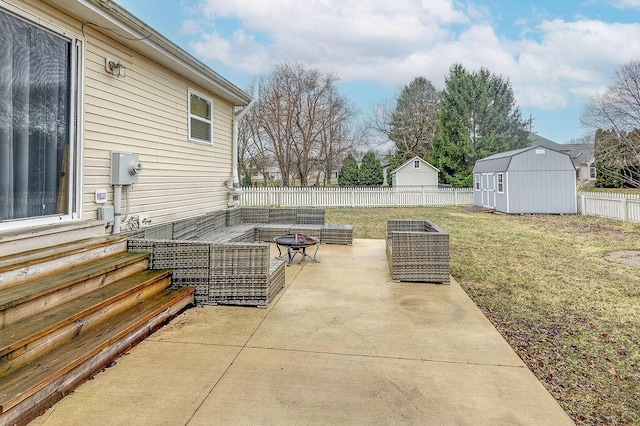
[111,152,142,185]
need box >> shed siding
[394,169,438,186]
[393,159,438,187]
[473,146,577,214]
[507,171,576,214]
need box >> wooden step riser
[0,259,149,328]
[0,240,128,291]
[0,223,106,258]
[0,276,171,378]
[0,291,194,425]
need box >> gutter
[227,100,256,207]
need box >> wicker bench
[124,207,353,306]
[386,219,450,284]
[128,239,284,307]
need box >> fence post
[622,198,628,221]
[454,190,458,206]
[580,194,586,216]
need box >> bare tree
[581,61,640,187]
[242,63,363,186]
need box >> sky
[116,0,640,144]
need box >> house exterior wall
[82,32,235,225]
[576,163,595,183]
[4,0,236,229]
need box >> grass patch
[579,187,640,195]
[326,207,640,425]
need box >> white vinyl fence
[239,186,474,208]
[238,187,640,223]
[577,192,640,223]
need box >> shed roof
[471,145,576,173]
[47,0,252,106]
[390,156,439,175]
[472,146,534,173]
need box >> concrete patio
[31,239,573,425]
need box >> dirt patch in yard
[603,250,640,267]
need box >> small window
[475,174,480,191]
[414,160,420,169]
[189,89,213,143]
[589,164,596,179]
[497,173,504,193]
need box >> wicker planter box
[386,219,450,284]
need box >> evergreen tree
[432,64,529,187]
[338,154,359,186]
[358,152,384,186]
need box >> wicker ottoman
[321,224,353,245]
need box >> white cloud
[190,29,269,72]
[186,0,640,112]
[512,19,640,109]
[610,0,640,9]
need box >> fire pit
[274,233,320,266]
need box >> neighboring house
[390,157,439,187]
[473,146,577,214]
[0,0,252,233]
[529,134,595,185]
[251,167,283,184]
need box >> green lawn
[326,207,640,425]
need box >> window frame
[475,174,480,191]
[496,173,504,194]
[0,5,83,229]
[413,160,420,169]
[188,88,213,144]
[589,164,596,179]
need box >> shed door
[481,173,496,208]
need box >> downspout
[228,99,256,207]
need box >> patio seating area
[125,207,353,307]
[30,239,573,425]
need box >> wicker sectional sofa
[386,219,450,284]
[125,208,353,307]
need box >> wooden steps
[0,251,151,328]
[0,231,195,426]
[0,236,128,289]
[0,220,107,258]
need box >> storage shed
[391,156,439,187]
[472,146,577,214]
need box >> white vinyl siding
[6,0,237,228]
[81,29,233,224]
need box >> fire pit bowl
[274,233,320,266]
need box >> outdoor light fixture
[105,57,126,78]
